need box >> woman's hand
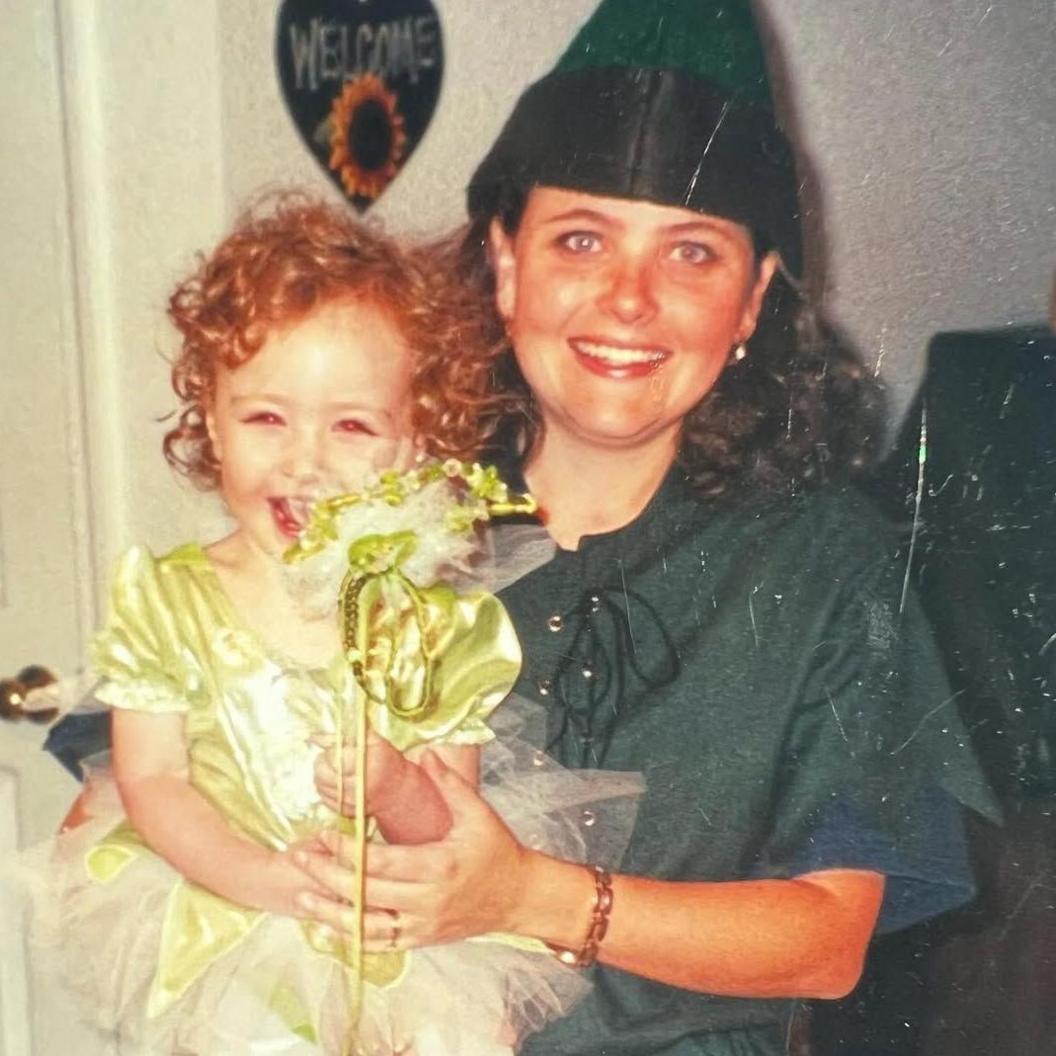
[295,751,883,998]
[295,750,535,950]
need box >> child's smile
[268,496,316,540]
[206,299,414,563]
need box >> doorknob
[0,664,59,723]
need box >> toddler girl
[18,197,633,1056]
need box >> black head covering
[468,0,804,275]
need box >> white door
[1,0,228,1050]
[0,0,102,1053]
[0,0,112,1048]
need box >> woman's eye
[242,411,283,426]
[336,419,378,437]
[670,242,714,265]
[558,232,603,254]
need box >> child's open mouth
[269,497,313,539]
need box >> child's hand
[246,833,335,919]
[313,727,410,818]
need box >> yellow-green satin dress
[68,542,550,1054]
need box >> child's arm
[314,729,477,844]
[113,709,329,916]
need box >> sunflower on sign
[327,74,407,200]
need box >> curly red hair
[164,192,499,488]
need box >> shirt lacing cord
[545,586,681,766]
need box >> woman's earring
[732,342,748,362]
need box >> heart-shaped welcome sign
[276,0,444,211]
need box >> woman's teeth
[573,340,666,366]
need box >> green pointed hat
[468,0,803,274]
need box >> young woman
[296,3,996,1053]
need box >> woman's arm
[297,751,884,1000]
[314,730,478,845]
[511,854,883,998]
[113,709,329,917]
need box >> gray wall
[764,0,1055,417]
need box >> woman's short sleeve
[89,547,192,714]
[755,551,998,931]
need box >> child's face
[206,298,413,559]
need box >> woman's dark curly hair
[443,186,883,497]
[164,192,490,488]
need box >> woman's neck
[524,432,677,550]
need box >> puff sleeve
[89,547,194,714]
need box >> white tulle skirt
[10,700,641,1056]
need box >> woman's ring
[384,908,402,950]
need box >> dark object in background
[43,711,109,781]
[815,326,1056,1054]
[870,325,1056,799]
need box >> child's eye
[336,419,378,437]
[669,242,715,265]
[242,411,284,426]
[557,231,603,255]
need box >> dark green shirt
[500,471,994,1056]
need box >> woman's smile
[568,337,670,378]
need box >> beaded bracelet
[551,864,614,968]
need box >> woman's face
[490,187,777,457]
